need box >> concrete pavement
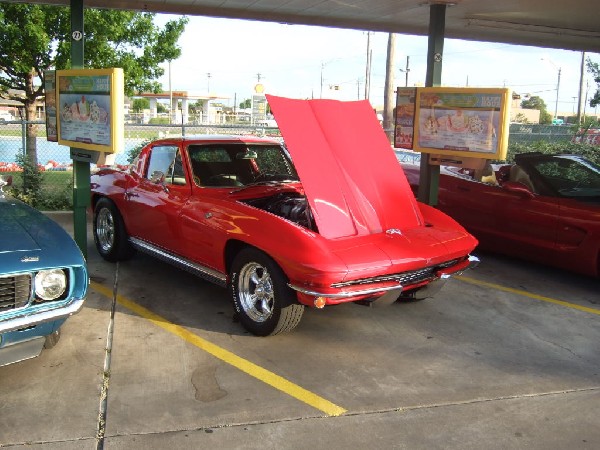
[1,212,598,449]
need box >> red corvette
[90,96,478,335]
[402,152,600,277]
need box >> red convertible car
[91,96,478,335]
[402,152,600,277]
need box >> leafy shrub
[10,154,43,207]
[148,117,170,125]
[505,141,599,165]
[127,138,155,163]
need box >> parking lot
[1,212,599,449]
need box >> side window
[189,146,232,163]
[145,146,186,185]
[188,145,236,186]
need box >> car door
[437,172,503,239]
[125,144,192,253]
[495,187,560,258]
[437,170,559,258]
[176,143,245,273]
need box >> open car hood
[267,95,423,239]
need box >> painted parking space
[90,280,347,417]
[457,275,600,316]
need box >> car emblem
[21,256,40,262]
[386,229,402,235]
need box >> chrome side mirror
[150,170,166,184]
[149,171,169,193]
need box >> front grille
[0,274,32,312]
[331,258,462,289]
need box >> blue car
[0,175,88,366]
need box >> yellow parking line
[90,281,347,417]
[457,275,600,316]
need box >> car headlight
[34,269,67,301]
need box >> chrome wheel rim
[96,208,115,253]
[238,262,274,323]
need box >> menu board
[44,71,58,142]
[394,88,416,149]
[56,68,124,154]
[396,87,511,160]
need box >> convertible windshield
[187,143,299,187]
[532,157,600,197]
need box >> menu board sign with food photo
[413,87,511,160]
[55,68,124,154]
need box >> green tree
[156,102,167,114]
[131,98,150,112]
[239,98,252,109]
[513,113,530,124]
[189,99,205,114]
[0,4,187,166]
[586,57,600,108]
[521,95,552,124]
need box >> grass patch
[5,169,74,210]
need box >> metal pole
[418,3,446,206]
[554,67,561,119]
[365,32,371,100]
[70,0,89,258]
[320,62,324,99]
[576,51,586,124]
[169,60,173,124]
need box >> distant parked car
[0,111,14,123]
[401,152,600,277]
[255,119,278,128]
[0,175,88,366]
[90,95,478,336]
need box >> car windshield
[531,157,600,198]
[187,143,299,188]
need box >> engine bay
[242,192,317,232]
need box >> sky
[155,14,599,117]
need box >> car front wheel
[231,248,304,336]
[93,198,135,262]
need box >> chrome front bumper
[0,296,86,334]
[288,255,480,300]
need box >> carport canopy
[27,0,600,53]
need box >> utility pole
[399,55,411,87]
[577,51,586,124]
[364,32,372,100]
[320,63,324,98]
[383,33,396,143]
[169,60,173,124]
[555,67,562,119]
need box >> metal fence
[0,120,588,209]
[0,120,282,170]
[507,123,574,144]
